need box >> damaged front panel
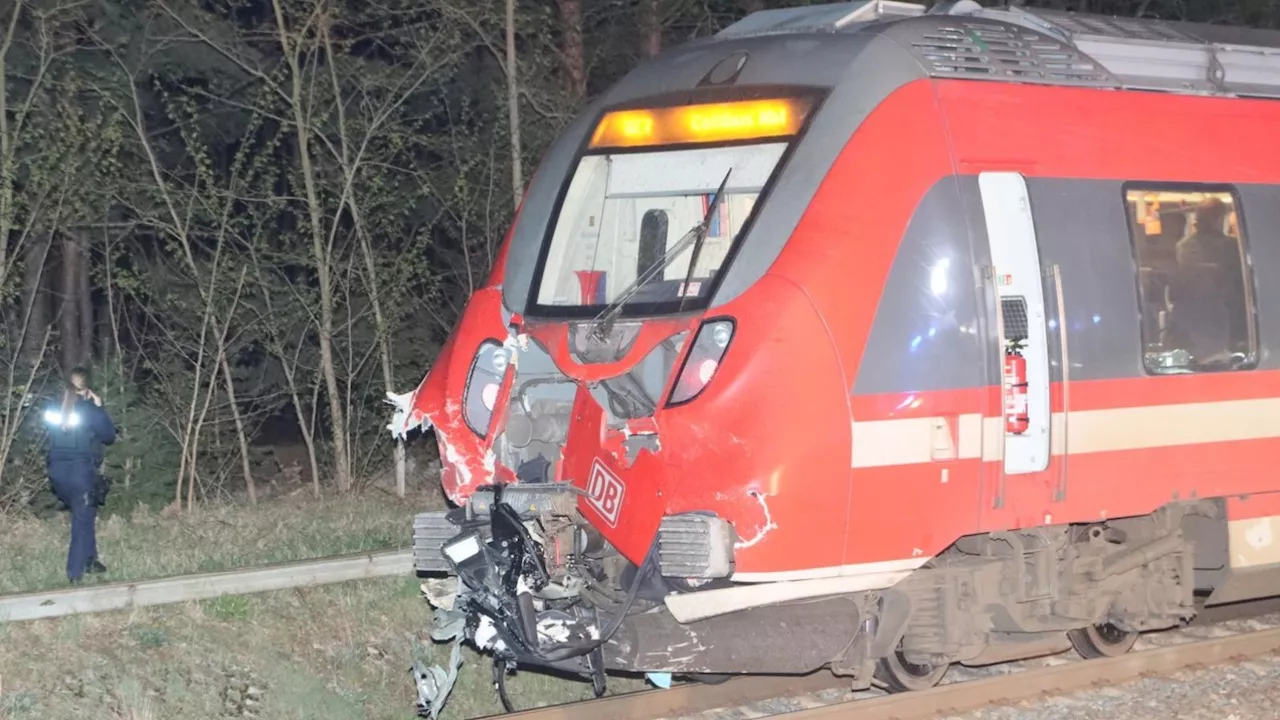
[410,482,874,717]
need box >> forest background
[1,0,1273,518]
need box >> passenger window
[1124,187,1256,374]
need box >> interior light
[930,257,950,296]
[590,97,813,149]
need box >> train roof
[715,0,1280,99]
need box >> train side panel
[837,76,1280,593]
[937,78,1280,600]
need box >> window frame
[523,84,828,321]
[1120,181,1260,375]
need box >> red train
[390,0,1280,712]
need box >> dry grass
[0,469,650,717]
[0,487,441,595]
[0,575,648,719]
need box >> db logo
[585,459,626,528]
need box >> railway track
[487,597,1280,720]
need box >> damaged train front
[404,310,737,714]
[397,87,854,716]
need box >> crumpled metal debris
[412,584,474,718]
[431,605,468,644]
[422,578,458,611]
[386,389,426,440]
[413,639,463,720]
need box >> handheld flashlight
[43,409,81,428]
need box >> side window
[1124,187,1256,374]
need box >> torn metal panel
[412,639,462,720]
[385,287,513,505]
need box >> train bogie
[391,1,1280,713]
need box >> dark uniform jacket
[47,398,117,466]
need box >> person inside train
[44,367,117,584]
[1170,197,1248,361]
[1175,197,1237,267]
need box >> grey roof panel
[1004,6,1280,97]
[716,1,922,38]
[883,16,1118,87]
[722,1,1280,99]
[1024,7,1280,49]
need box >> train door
[977,172,1061,526]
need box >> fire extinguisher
[1003,341,1029,435]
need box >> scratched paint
[734,491,779,550]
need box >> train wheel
[1067,622,1138,659]
[874,650,949,692]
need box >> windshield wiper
[586,169,732,341]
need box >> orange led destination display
[588,97,814,149]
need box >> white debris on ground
[667,612,1280,720]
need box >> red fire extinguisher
[1003,342,1029,435]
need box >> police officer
[45,367,117,584]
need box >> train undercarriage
[411,488,1225,716]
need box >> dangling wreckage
[390,0,1280,716]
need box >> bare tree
[506,0,524,207]
[270,0,353,492]
[77,230,93,362]
[641,0,663,57]
[557,0,587,102]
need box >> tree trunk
[640,0,662,58]
[20,234,51,368]
[354,220,406,498]
[58,234,80,371]
[506,0,524,208]
[557,0,587,102]
[77,230,93,363]
[220,352,257,504]
[251,247,322,499]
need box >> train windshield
[532,141,787,312]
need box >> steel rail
[0,548,413,623]
[497,671,848,720]
[766,626,1280,720]
[480,597,1280,720]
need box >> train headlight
[667,319,735,406]
[711,323,732,348]
[463,340,508,436]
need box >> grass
[0,487,440,595]
[0,575,649,720]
